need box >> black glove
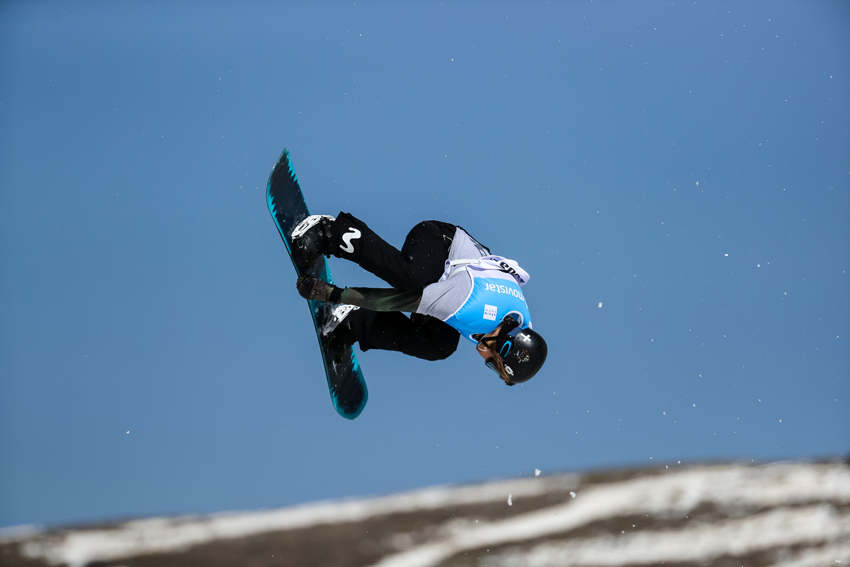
[297,275,342,302]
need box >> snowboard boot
[291,215,336,269]
[322,309,358,360]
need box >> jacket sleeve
[339,287,423,313]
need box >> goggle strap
[499,316,520,335]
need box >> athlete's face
[475,326,502,360]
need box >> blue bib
[446,274,532,342]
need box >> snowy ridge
[483,506,850,567]
[370,463,850,567]
[2,462,848,567]
[9,474,577,567]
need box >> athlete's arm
[340,287,422,313]
[296,275,422,312]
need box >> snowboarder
[292,213,548,385]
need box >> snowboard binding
[291,215,335,269]
[322,306,359,362]
[323,304,360,336]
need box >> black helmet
[478,316,548,384]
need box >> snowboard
[265,148,368,420]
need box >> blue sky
[1,1,848,529]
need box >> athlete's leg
[347,309,459,361]
[329,212,455,290]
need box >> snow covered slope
[2,461,848,567]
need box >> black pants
[329,212,461,362]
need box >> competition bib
[443,257,532,342]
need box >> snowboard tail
[266,148,368,419]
